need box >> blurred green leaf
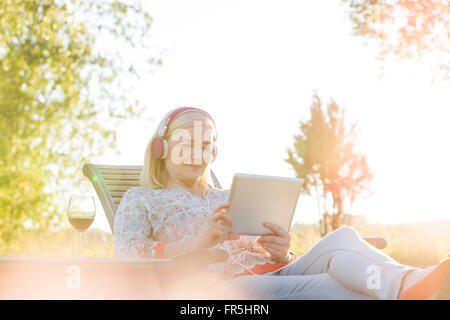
[0,0,161,245]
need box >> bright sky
[88,0,450,233]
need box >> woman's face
[164,120,215,185]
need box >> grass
[1,219,448,299]
[0,228,114,258]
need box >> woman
[113,106,450,300]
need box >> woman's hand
[256,222,292,264]
[189,203,240,250]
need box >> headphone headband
[158,107,216,138]
[151,106,218,161]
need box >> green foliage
[341,0,450,81]
[0,0,159,244]
[286,94,373,236]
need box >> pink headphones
[151,107,218,162]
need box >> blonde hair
[140,108,217,189]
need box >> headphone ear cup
[151,138,163,159]
[151,138,168,159]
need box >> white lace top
[113,185,295,283]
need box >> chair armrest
[363,236,387,250]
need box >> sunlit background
[1,0,449,301]
[82,0,450,232]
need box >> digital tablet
[226,173,303,235]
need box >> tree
[285,94,373,236]
[0,0,160,245]
[341,0,449,81]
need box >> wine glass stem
[78,232,82,258]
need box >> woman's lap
[213,273,373,300]
[212,226,408,300]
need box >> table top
[0,255,173,263]
[0,255,177,270]
[0,255,209,299]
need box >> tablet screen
[226,173,303,235]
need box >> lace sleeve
[113,187,166,259]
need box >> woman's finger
[214,223,227,242]
[261,241,286,251]
[212,202,229,214]
[258,235,290,246]
[210,211,232,227]
[215,223,227,234]
[262,244,290,263]
[263,222,290,238]
[261,242,287,256]
[226,231,240,241]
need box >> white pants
[214,226,414,300]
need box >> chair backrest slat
[82,163,222,233]
[110,191,126,198]
[106,185,135,192]
[104,180,141,187]
[102,174,141,180]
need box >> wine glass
[67,195,96,257]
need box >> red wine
[69,217,94,232]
